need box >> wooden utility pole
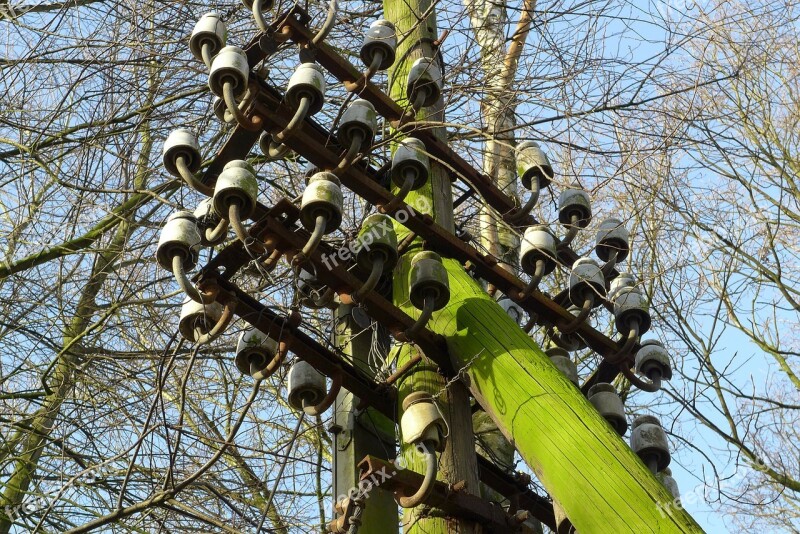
[384,0,483,532]
[331,303,398,533]
[383,1,703,533]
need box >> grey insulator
[208,45,249,98]
[360,19,397,70]
[635,340,673,381]
[300,172,343,233]
[401,391,446,452]
[162,128,201,177]
[519,225,558,276]
[235,327,278,376]
[497,296,525,325]
[587,382,628,436]
[179,298,224,342]
[356,213,398,272]
[156,211,201,271]
[613,285,651,335]
[608,272,636,302]
[189,12,227,63]
[286,62,326,115]
[546,347,579,386]
[406,57,442,107]
[595,217,630,263]
[338,99,378,150]
[568,257,606,307]
[558,187,592,228]
[287,360,327,411]
[516,141,554,191]
[409,251,450,311]
[213,160,259,220]
[391,137,429,190]
[657,467,680,499]
[630,414,671,473]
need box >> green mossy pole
[384,0,483,532]
[331,304,398,533]
[394,256,705,532]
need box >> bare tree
[0,0,797,531]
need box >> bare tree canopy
[0,0,797,532]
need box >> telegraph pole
[384,0,483,531]
[330,303,398,533]
[149,2,705,531]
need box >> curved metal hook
[396,443,437,508]
[274,95,311,144]
[335,131,364,173]
[172,255,216,304]
[175,155,214,196]
[521,259,546,297]
[559,293,595,334]
[379,171,415,214]
[410,88,428,112]
[251,340,289,380]
[204,218,229,245]
[351,256,384,303]
[200,42,214,69]
[311,0,337,46]
[195,299,235,345]
[301,371,342,415]
[252,0,270,32]
[601,250,619,277]
[222,81,263,131]
[606,318,640,364]
[508,177,541,223]
[227,202,250,244]
[298,214,328,261]
[404,293,435,340]
[620,364,662,392]
[344,50,384,92]
[559,213,581,248]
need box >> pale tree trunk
[464,0,535,276]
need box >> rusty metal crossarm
[241,86,625,366]
[358,455,555,530]
[211,276,398,417]
[274,8,614,275]
[195,274,553,524]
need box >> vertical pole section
[331,304,398,533]
[384,0,483,532]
